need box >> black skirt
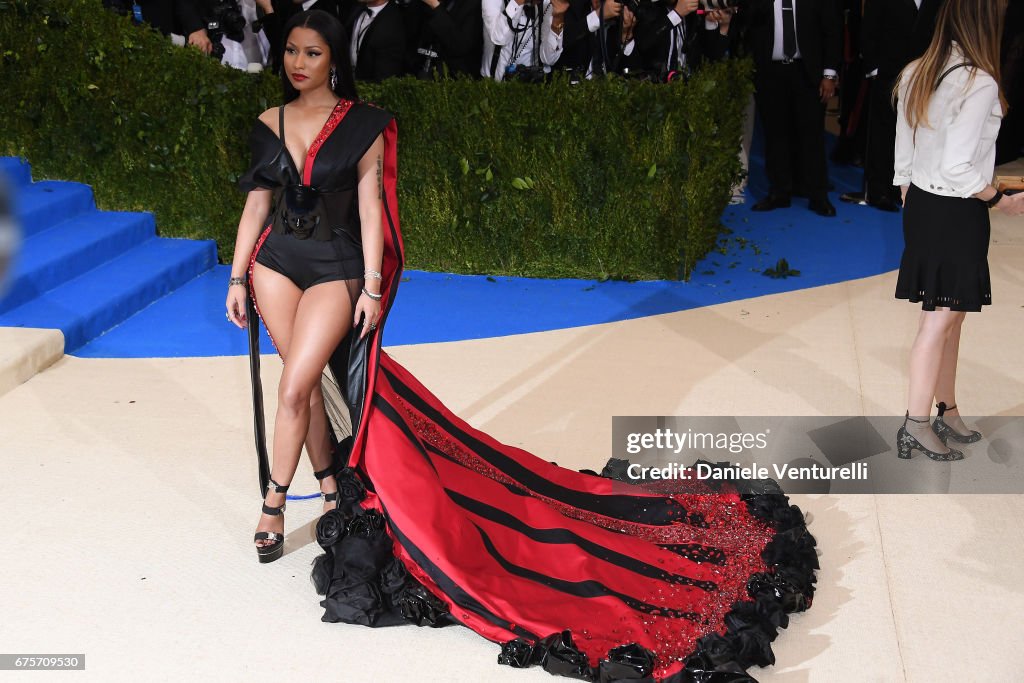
[895,183,992,312]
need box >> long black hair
[279,10,359,103]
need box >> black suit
[740,0,841,202]
[346,2,407,81]
[635,6,729,75]
[407,0,484,78]
[861,0,943,201]
[997,0,1024,163]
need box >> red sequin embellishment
[248,223,282,357]
[302,98,354,186]
[389,391,779,675]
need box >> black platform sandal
[896,413,965,461]
[933,402,982,444]
[254,476,289,563]
[314,453,342,511]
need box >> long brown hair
[895,0,1008,129]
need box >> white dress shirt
[350,3,388,68]
[481,0,564,81]
[893,45,1004,198]
[772,0,837,77]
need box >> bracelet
[364,269,383,280]
[985,189,1004,209]
[362,287,383,301]
[228,276,246,287]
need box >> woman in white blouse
[892,0,1024,461]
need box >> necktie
[781,0,796,59]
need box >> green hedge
[0,0,752,280]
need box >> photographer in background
[635,0,731,79]
[406,0,484,78]
[103,0,214,54]
[346,0,408,81]
[481,0,567,81]
[551,0,638,76]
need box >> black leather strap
[936,62,969,87]
[262,503,286,515]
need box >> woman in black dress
[225,9,389,561]
[893,0,1024,460]
[226,10,819,681]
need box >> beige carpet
[3,201,1023,681]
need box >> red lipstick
[291,73,308,82]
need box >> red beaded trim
[248,223,282,357]
[302,98,354,186]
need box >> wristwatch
[985,189,1004,208]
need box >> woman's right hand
[226,284,248,328]
[997,192,1024,217]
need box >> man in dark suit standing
[854,0,943,211]
[346,0,407,81]
[740,0,842,217]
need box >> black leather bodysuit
[238,99,392,290]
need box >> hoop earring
[330,67,337,91]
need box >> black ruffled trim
[496,458,818,683]
[311,466,455,629]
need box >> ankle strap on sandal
[905,412,930,424]
[265,476,290,495]
[262,501,286,515]
[313,462,338,481]
[936,402,957,416]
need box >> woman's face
[283,27,332,93]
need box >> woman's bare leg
[934,312,973,434]
[251,263,302,547]
[272,279,355,522]
[906,308,961,452]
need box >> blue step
[0,157,32,187]
[14,181,96,238]
[0,236,217,352]
[0,210,155,314]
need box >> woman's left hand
[354,292,382,339]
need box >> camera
[202,0,246,60]
[505,64,548,84]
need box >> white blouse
[893,47,1003,198]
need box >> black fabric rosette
[311,466,455,629]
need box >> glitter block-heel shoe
[932,402,982,445]
[896,413,964,461]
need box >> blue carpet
[74,140,902,358]
[3,136,904,358]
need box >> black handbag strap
[936,62,970,87]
